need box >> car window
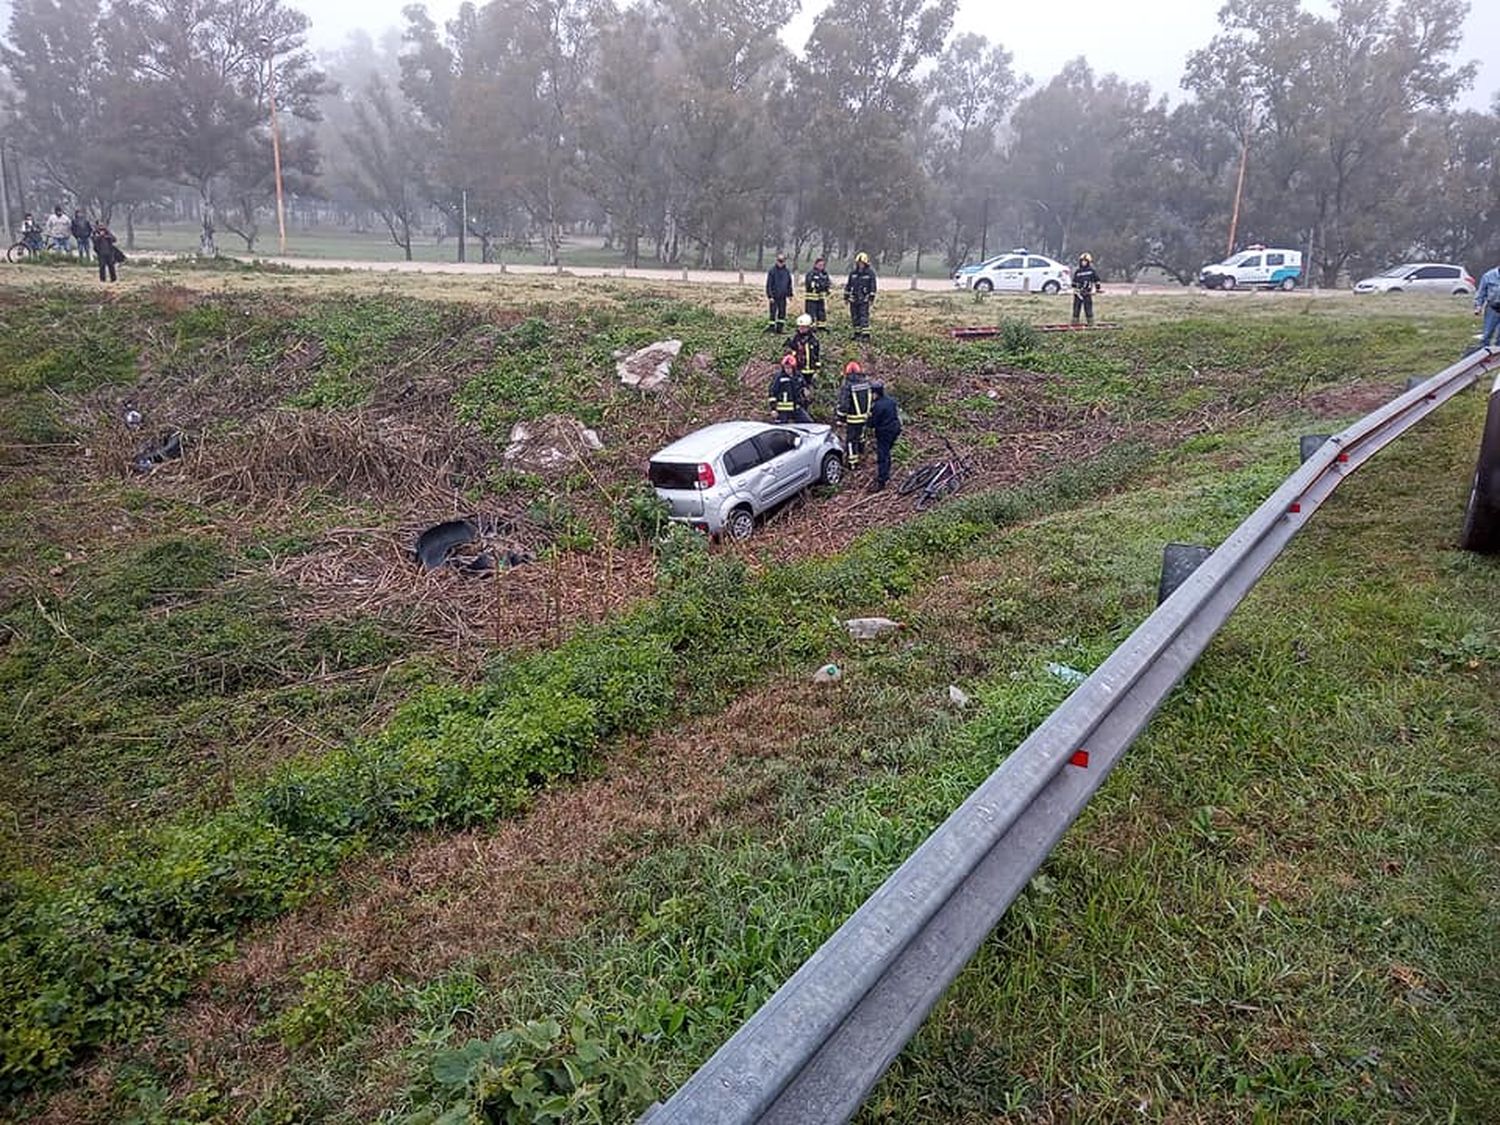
[753,430,798,462]
[723,438,762,477]
[1240,255,1262,268]
[1378,265,1411,277]
[996,257,1024,269]
[1224,253,1250,266]
[648,461,699,490]
[1026,257,1050,269]
[1265,253,1284,266]
[1413,266,1454,280]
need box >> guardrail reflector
[1069,750,1090,768]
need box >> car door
[1411,265,1456,292]
[752,428,807,505]
[990,256,1025,291]
[1238,254,1265,286]
[1026,257,1054,289]
[720,436,764,507]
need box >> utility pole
[459,188,467,263]
[0,141,11,239]
[1226,128,1250,257]
[264,38,288,256]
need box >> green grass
[1,275,1493,1119]
[376,404,1492,1124]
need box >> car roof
[653,420,830,460]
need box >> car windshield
[1376,265,1414,277]
[648,461,700,490]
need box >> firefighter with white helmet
[783,313,821,385]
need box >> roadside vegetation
[0,268,1493,1120]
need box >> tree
[112,0,328,224]
[340,76,427,259]
[1,0,152,220]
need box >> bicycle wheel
[6,241,33,264]
[915,470,961,511]
[898,463,942,496]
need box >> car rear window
[648,461,700,490]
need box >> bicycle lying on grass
[898,437,973,510]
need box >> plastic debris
[845,617,902,641]
[947,685,970,708]
[1045,661,1086,685]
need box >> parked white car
[1352,263,1476,296]
[1198,247,1303,290]
[952,250,1070,294]
[648,421,845,540]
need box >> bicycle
[897,437,972,510]
[6,234,43,263]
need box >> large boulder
[618,339,682,391]
[502,414,604,473]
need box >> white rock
[618,339,683,391]
[947,685,970,708]
[845,617,902,641]
[502,414,605,473]
[812,663,842,685]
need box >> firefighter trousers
[845,420,866,465]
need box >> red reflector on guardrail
[1069,750,1090,768]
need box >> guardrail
[640,346,1500,1125]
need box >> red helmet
[844,361,862,376]
[781,353,799,368]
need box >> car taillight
[1465,274,1476,287]
[696,462,715,488]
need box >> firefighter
[837,360,874,469]
[844,252,877,339]
[804,255,832,327]
[769,353,812,422]
[1071,252,1102,326]
[784,314,821,385]
[867,380,903,491]
[765,252,794,334]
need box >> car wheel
[1387,287,1402,294]
[819,452,844,486]
[974,278,993,292]
[1221,276,1237,290]
[725,506,755,541]
[1042,280,1060,294]
[1279,277,1296,291]
[1454,288,1471,296]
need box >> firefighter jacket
[837,375,873,423]
[766,263,794,299]
[844,263,877,304]
[769,369,808,414]
[1072,265,1101,294]
[804,266,832,300]
[783,330,821,376]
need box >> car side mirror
[793,435,803,447]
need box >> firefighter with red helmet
[769,353,812,422]
[836,360,874,468]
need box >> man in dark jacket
[1071,252,1102,326]
[93,223,120,282]
[71,210,92,261]
[783,314,821,386]
[844,252,877,339]
[765,252,794,333]
[836,360,873,469]
[768,353,811,422]
[804,255,832,327]
[867,381,902,490]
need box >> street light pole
[265,39,288,256]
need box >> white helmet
[796,314,812,327]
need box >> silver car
[648,420,846,540]
[1352,262,1476,295]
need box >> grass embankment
[1,276,1490,1117]
[390,392,1495,1124]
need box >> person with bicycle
[1071,252,1102,326]
[19,212,41,253]
[836,360,873,469]
[867,381,902,492]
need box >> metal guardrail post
[1460,369,1500,552]
[641,347,1500,1125]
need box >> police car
[1198,246,1303,290]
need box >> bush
[999,318,1040,356]
[614,485,673,546]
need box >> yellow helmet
[1079,252,1093,265]
[855,252,870,265]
